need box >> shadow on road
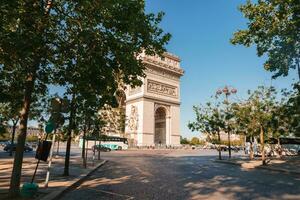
[58,152,300,200]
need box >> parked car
[3,143,33,152]
[92,144,111,152]
[219,145,227,151]
[0,141,10,147]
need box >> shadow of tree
[59,153,300,200]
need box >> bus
[79,135,129,150]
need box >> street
[59,150,300,200]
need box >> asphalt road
[59,149,300,200]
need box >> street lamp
[216,86,237,159]
[216,86,237,102]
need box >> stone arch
[154,106,167,145]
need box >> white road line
[86,187,134,199]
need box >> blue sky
[146,0,298,139]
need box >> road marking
[134,166,153,176]
[86,187,134,199]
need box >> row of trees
[0,1,170,197]
[189,0,300,163]
[188,85,300,163]
[180,136,205,145]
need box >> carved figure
[128,105,138,131]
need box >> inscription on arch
[147,79,177,98]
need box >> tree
[231,0,300,80]
[0,104,8,134]
[52,1,170,176]
[188,102,226,160]
[0,66,25,158]
[0,75,46,156]
[190,137,200,145]
[75,93,106,166]
[0,103,20,156]
[1,1,56,196]
[0,73,23,151]
[280,83,300,137]
[180,137,190,145]
[244,86,277,164]
[232,101,259,159]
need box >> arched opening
[154,107,166,145]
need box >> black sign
[35,141,52,162]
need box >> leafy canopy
[231,0,300,79]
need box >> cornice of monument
[126,95,181,106]
[163,52,181,62]
[140,52,184,76]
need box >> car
[3,143,33,152]
[0,141,10,147]
[92,144,111,152]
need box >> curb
[215,159,242,166]
[215,160,300,175]
[257,165,300,175]
[40,160,107,200]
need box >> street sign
[45,121,54,134]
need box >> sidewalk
[0,151,105,199]
[215,156,300,175]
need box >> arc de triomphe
[125,52,184,147]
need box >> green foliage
[189,85,297,144]
[188,102,225,136]
[180,137,190,144]
[232,86,278,140]
[231,0,300,79]
[0,132,10,140]
[26,135,38,142]
[280,83,300,136]
[220,140,244,146]
[190,137,200,145]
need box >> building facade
[125,52,184,147]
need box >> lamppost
[216,86,237,159]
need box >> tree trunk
[217,132,222,160]
[97,139,100,160]
[84,139,88,168]
[9,74,35,198]
[63,93,75,176]
[56,136,60,156]
[297,61,300,81]
[93,140,96,166]
[250,141,254,160]
[82,125,86,159]
[228,131,231,159]
[9,120,18,157]
[82,128,86,167]
[260,126,266,165]
[277,138,282,158]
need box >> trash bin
[21,182,39,198]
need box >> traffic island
[215,156,300,175]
